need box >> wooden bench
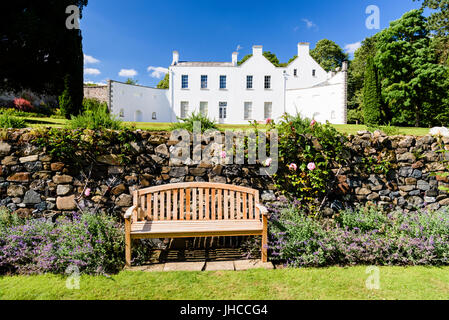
[124,183,269,267]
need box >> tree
[125,78,138,85]
[415,0,449,65]
[375,9,449,127]
[362,57,382,126]
[238,52,283,67]
[0,1,88,116]
[347,36,378,123]
[310,39,349,72]
[157,73,169,89]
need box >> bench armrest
[124,206,137,220]
[256,204,269,216]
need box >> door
[219,102,227,124]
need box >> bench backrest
[132,183,261,222]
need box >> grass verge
[1,266,449,300]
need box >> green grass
[1,267,449,300]
[11,117,431,136]
[333,124,430,136]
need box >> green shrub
[69,101,122,130]
[0,113,26,129]
[273,114,349,214]
[171,112,218,133]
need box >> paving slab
[205,261,235,271]
[163,262,205,272]
[234,260,274,271]
[125,264,165,272]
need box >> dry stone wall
[0,129,448,219]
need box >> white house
[109,42,347,125]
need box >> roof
[175,61,234,67]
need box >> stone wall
[83,84,109,106]
[0,129,448,219]
[336,130,449,214]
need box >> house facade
[108,42,347,125]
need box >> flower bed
[0,210,125,275]
[269,200,449,267]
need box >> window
[152,112,157,120]
[181,101,189,119]
[264,76,271,89]
[246,76,253,89]
[200,102,208,116]
[119,109,124,118]
[294,69,298,77]
[264,102,272,119]
[219,102,227,119]
[201,75,208,89]
[220,75,227,89]
[182,75,189,89]
[244,102,252,120]
[312,69,316,77]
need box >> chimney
[172,50,179,65]
[232,52,238,66]
[253,45,263,56]
[298,42,310,57]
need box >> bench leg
[261,215,268,263]
[125,219,132,267]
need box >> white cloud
[84,68,101,76]
[147,66,168,79]
[293,26,300,32]
[344,42,362,54]
[302,19,317,29]
[84,54,100,65]
[119,69,138,77]
[236,45,243,52]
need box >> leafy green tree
[362,57,382,126]
[157,73,169,89]
[375,9,449,127]
[238,52,283,67]
[415,0,449,65]
[310,39,349,72]
[125,78,138,85]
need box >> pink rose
[265,158,273,167]
[311,120,317,126]
[84,188,91,197]
[307,162,316,171]
[266,118,272,125]
[220,151,227,159]
[289,163,297,171]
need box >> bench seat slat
[131,220,263,235]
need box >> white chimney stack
[298,42,310,57]
[232,52,238,66]
[172,50,179,65]
[253,45,263,56]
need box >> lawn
[1,266,449,300]
[17,117,431,136]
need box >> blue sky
[81,0,422,87]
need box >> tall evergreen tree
[0,1,88,116]
[362,57,382,126]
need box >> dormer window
[294,69,298,77]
